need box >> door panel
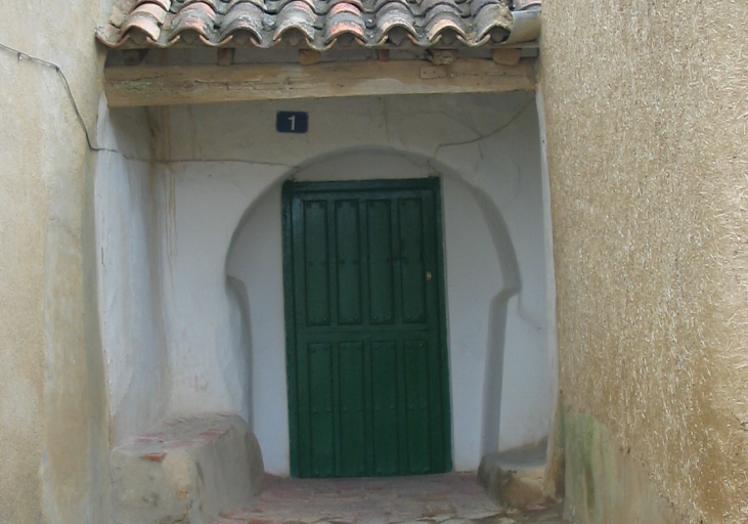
[284,179,451,477]
[337,341,366,476]
[303,201,330,326]
[404,338,430,473]
[366,199,395,325]
[399,198,427,323]
[335,200,361,325]
[371,339,399,476]
[308,342,334,477]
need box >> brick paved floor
[214,473,565,524]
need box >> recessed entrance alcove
[95,92,556,520]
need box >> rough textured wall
[0,1,112,522]
[539,1,748,522]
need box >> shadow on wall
[223,147,534,473]
[226,275,253,426]
[469,184,521,458]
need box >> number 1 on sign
[276,111,309,133]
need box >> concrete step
[111,413,264,524]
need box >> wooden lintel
[104,59,536,107]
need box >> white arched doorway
[134,93,555,476]
[223,147,546,474]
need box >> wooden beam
[104,59,535,107]
[216,48,235,66]
[298,49,322,65]
[427,49,457,65]
[492,48,522,66]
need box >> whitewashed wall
[94,105,171,444]
[97,92,553,475]
[226,152,516,473]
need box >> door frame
[281,177,452,477]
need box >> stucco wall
[0,1,113,522]
[540,1,748,522]
[94,105,169,444]
[148,93,555,474]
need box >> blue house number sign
[276,111,309,134]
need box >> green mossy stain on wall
[561,410,681,524]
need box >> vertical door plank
[422,190,449,471]
[290,196,311,475]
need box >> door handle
[425,271,432,281]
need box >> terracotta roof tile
[97,0,539,49]
[512,0,541,9]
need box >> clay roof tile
[96,0,539,49]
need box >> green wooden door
[283,178,451,478]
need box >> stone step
[478,441,549,510]
[111,413,264,524]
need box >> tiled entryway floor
[214,473,565,524]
